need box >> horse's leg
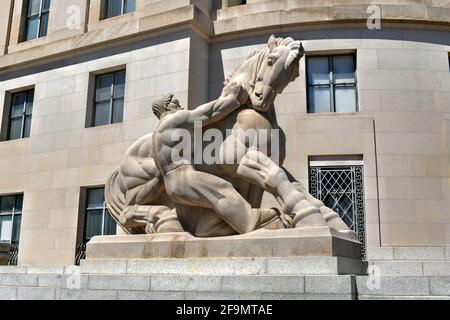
[121,204,183,234]
[280,169,357,239]
[236,149,328,228]
[163,165,280,234]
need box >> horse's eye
[267,57,274,66]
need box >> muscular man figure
[152,83,286,235]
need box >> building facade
[0,0,448,266]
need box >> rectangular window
[22,0,50,42]
[0,194,23,266]
[309,156,366,258]
[91,70,125,127]
[307,55,357,113]
[102,0,136,19]
[7,90,34,140]
[84,188,116,242]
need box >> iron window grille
[92,70,125,127]
[309,165,366,258]
[102,0,136,19]
[306,54,358,113]
[0,195,23,266]
[22,0,50,42]
[8,90,34,140]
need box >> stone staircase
[356,247,450,300]
[0,248,449,300]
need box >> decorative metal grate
[310,165,366,258]
[75,242,86,266]
[8,242,19,266]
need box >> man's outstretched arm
[187,82,248,126]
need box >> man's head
[152,93,181,119]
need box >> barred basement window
[91,70,125,127]
[0,194,23,266]
[101,0,136,19]
[22,0,50,42]
[8,89,34,140]
[309,157,366,258]
[307,54,358,113]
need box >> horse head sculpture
[222,35,305,112]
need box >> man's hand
[225,81,249,105]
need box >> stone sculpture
[105,35,356,241]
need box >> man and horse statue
[104,35,356,241]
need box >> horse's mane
[222,37,304,91]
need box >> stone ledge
[80,256,367,276]
[367,247,450,261]
[214,3,450,36]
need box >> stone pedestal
[86,227,362,260]
[85,227,367,276]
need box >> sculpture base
[86,226,362,260]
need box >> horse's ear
[268,35,277,51]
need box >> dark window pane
[25,92,34,115]
[307,57,329,85]
[0,215,13,242]
[333,56,356,84]
[308,87,331,113]
[124,0,136,13]
[87,189,105,208]
[85,210,103,240]
[23,116,32,138]
[113,71,125,98]
[103,210,117,235]
[12,215,22,243]
[107,0,123,18]
[0,196,16,213]
[28,0,41,16]
[15,196,23,212]
[94,101,111,126]
[25,15,39,41]
[335,87,357,113]
[96,74,113,101]
[39,12,49,37]
[112,99,124,124]
[11,93,26,117]
[42,0,51,11]
[9,118,23,140]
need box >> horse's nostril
[255,92,263,100]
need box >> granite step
[368,260,450,276]
[79,256,368,276]
[367,247,450,261]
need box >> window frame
[102,0,136,20]
[0,195,23,244]
[7,89,34,140]
[83,188,116,242]
[22,0,50,42]
[92,70,125,127]
[306,54,358,113]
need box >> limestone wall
[209,27,450,247]
[0,32,192,266]
[0,1,448,266]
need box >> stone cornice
[0,1,449,72]
[0,5,212,72]
[214,2,450,36]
